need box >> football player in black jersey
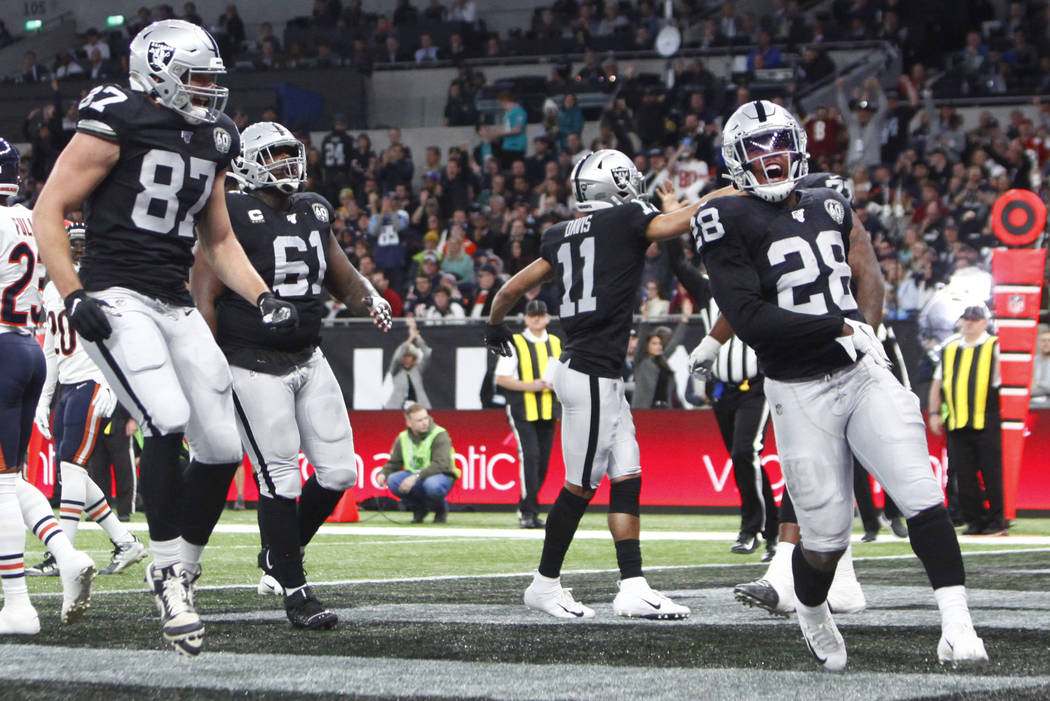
[191,121,391,631]
[693,100,986,670]
[485,149,698,620]
[32,20,298,656]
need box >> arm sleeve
[700,234,844,350]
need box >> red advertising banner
[26,409,1050,512]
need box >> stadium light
[106,14,124,28]
[24,19,42,31]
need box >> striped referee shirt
[701,298,760,384]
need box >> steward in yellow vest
[379,404,459,523]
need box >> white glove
[34,402,52,440]
[364,295,393,332]
[688,335,722,378]
[90,384,118,418]
[837,318,890,368]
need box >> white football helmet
[128,19,228,125]
[570,149,643,211]
[232,122,306,195]
[722,100,809,203]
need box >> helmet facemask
[169,64,228,124]
[235,132,306,195]
[730,127,808,203]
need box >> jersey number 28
[768,231,858,314]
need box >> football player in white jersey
[0,140,95,633]
[30,222,147,577]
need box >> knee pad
[608,476,641,517]
[314,464,357,492]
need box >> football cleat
[799,603,847,672]
[60,550,96,624]
[938,622,989,666]
[147,562,204,656]
[827,574,866,615]
[734,578,792,617]
[284,587,337,630]
[613,577,690,620]
[730,533,759,554]
[25,553,58,577]
[258,573,284,596]
[182,562,202,608]
[0,602,40,635]
[99,537,148,575]
[524,573,595,619]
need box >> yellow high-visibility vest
[942,335,998,431]
[512,332,561,421]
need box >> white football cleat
[613,577,690,620]
[798,603,847,672]
[524,573,595,619]
[60,550,96,624]
[100,537,148,575]
[0,602,40,635]
[258,573,284,596]
[826,576,866,614]
[938,622,989,666]
[147,562,204,656]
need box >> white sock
[532,571,560,588]
[58,462,88,545]
[934,585,973,630]
[16,479,77,568]
[77,466,133,545]
[764,539,796,602]
[149,538,179,568]
[179,540,206,571]
[830,543,857,587]
[0,475,30,607]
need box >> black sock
[792,546,836,607]
[139,434,185,542]
[181,460,240,546]
[298,475,345,547]
[908,505,965,589]
[259,495,305,589]
[614,539,643,580]
[537,488,590,578]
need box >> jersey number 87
[133,149,216,239]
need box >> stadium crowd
[9,0,1050,332]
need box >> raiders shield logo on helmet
[213,127,231,154]
[611,166,631,191]
[824,198,844,225]
[312,203,329,222]
[147,41,175,72]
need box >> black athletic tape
[608,476,641,516]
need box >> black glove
[64,290,112,342]
[484,322,514,357]
[257,291,299,331]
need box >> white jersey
[0,203,44,333]
[41,281,105,385]
[672,159,710,204]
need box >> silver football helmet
[232,122,306,195]
[128,19,228,125]
[722,100,809,203]
[570,149,643,211]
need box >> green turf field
[3,510,1049,700]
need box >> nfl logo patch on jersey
[248,209,264,223]
[792,209,805,223]
[213,128,231,154]
[181,131,193,144]
[286,213,297,224]
[312,203,329,223]
[147,41,175,71]
[824,198,844,225]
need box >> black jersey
[798,171,853,203]
[216,191,333,368]
[694,188,863,381]
[539,199,659,378]
[76,84,240,306]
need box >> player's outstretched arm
[846,212,884,328]
[188,250,226,337]
[33,133,118,298]
[323,232,391,331]
[485,258,553,356]
[196,171,270,304]
[645,184,740,242]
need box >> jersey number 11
[556,237,597,318]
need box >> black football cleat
[285,587,338,630]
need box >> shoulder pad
[76,84,137,143]
[292,192,335,225]
[799,172,852,203]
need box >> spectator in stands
[406,269,436,315]
[444,81,478,127]
[447,32,468,62]
[631,324,685,409]
[437,157,473,217]
[53,51,84,80]
[718,1,742,42]
[21,51,50,83]
[384,321,433,409]
[424,0,448,22]
[394,0,420,26]
[182,2,204,25]
[128,6,152,35]
[315,41,341,68]
[416,33,440,62]
[440,232,474,285]
[556,93,583,151]
[254,39,283,71]
[425,285,466,321]
[378,144,414,193]
[372,270,404,317]
[370,193,409,291]
[256,22,280,54]
[596,2,628,36]
[491,91,527,170]
[378,403,457,523]
[747,30,783,70]
[639,280,670,320]
[468,264,501,318]
[347,37,374,76]
[81,28,112,62]
[798,45,835,88]
[321,114,355,203]
[215,3,246,59]
[450,0,477,24]
[1032,327,1050,406]
[837,77,887,169]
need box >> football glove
[257,292,299,331]
[483,323,514,357]
[688,336,721,378]
[64,290,112,342]
[33,402,52,440]
[90,383,117,418]
[837,318,890,368]
[364,295,393,332]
